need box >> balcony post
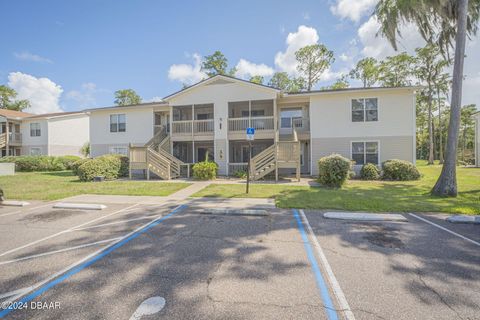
[248,100,251,128]
[5,121,9,156]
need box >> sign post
[245,127,255,194]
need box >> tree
[295,44,335,91]
[349,57,379,87]
[201,51,237,77]
[460,104,476,162]
[329,75,350,89]
[0,85,30,111]
[268,72,306,92]
[375,0,480,196]
[414,44,450,165]
[249,75,264,84]
[377,53,415,87]
[435,73,451,164]
[114,89,142,106]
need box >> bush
[76,154,129,181]
[192,161,218,180]
[360,163,380,180]
[71,158,91,175]
[57,155,82,170]
[382,159,420,181]
[317,154,351,187]
[0,156,66,171]
[233,169,247,179]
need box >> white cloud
[274,25,319,75]
[168,53,207,85]
[13,51,52,64]
[148,96,164,102]
[66,82,98,106]
[8,72,63,114]
[358,16,425,59]
[234,59,274,79]
[330,0,378,23]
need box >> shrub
[382,159,420,181]
[317,154,351,187]
[233,169,247,179]
[192,161,218,180]
[57,155,82,170]
[76,154,129,181]
[0,156,66,171]
[71,158,91,175]
[360,163,380,180]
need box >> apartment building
[475,111,480,167]
[0,109,89,157]
[88,75,418,180]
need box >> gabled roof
[0,109,34,120]
[24,111,87,120]
[84,101,168,113]
[163,74,280,101]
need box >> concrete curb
[446,215,480,224]
[53,203,107,210]
[323,211,408,222]
[198,209,269,216]
[0,201,30,207]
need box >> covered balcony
[171,104,214,140]
[227,99,275,139]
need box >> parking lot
[0,197,478,319]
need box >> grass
[193,161,480,215]
[0,171,191,201]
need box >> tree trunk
[432,0,468,197]
[428,91,434,164]
[437,87,444,164]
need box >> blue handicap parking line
[292,209,338,320]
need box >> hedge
[360,163,380,180]
[0,155,78,172]
[317,154,351,187]
[76,154,129,182]
[382,159,420,181]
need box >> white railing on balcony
[228,116,274,132]
[292,118,310,132]
[8,132,22,144]
[171,120,214,135]
[194,119,214,134]
[171,121,192,135]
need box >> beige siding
[91,143,129,158]
[310,136,414,175]
[21,145,48,155]
[215,139,227,175]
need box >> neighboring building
[475,111,480,167]
[0,110,89,157]
[87,75,418,180]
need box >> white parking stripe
[72,216,154,231]
[0,237,122,266]
[0,286,33,300]
[0,203,140,258]
[0,202,55,218]
[408,213,480,247]
[299,210,355,320]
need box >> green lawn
[0,171,191,201]
[193,163,480,214]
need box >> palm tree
[375,0,480,196]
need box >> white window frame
[351,98,378,122]
[109,146,128,156]
[30,147,42,156]
[30,123,41,137]
[110,114,126,133]
[350,141,380,165]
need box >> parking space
[0,198,478,319]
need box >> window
[352,141,379,165]
[109,146,128,156]
[110,114,126,132]
[352,98,378,122]
[30,123,41,137]
[30,147,42,156]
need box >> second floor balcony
[8,132,22,144]
[171,103,214,139]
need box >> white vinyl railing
[292,118,310,132]
[228,116,274,132]
[8,132,22,144]
[171,120,213,135]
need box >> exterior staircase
[0,133,6,149]
[129,126,186,180]
[249,130,301,181]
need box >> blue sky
[1,0,479,114]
